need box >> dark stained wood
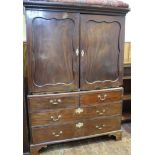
[122,112,131,121]
[28,88,123,112]
[124,64,131,77]
[24,1,129,154]
[23,91,30,154]
[23,42,30,154]
[80,88,123,106]
[123,94,131,100]
[30,102,122,126]
[28,92,79,112]
[122,64,131,121]
[23,0,130,16]
[30,144,47,155]
[29,123,130,155]
[80,14,125,91]
[122,100,131,122]
[112,130,122,141]
[26,11,79,94]
[31,116,121,144]
[123,75,131,95]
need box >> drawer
[28,93,79,112]
[32,116,121,144]
[30,102,122,126]
[80,88,123,106]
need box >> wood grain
[24,1,129,154]
[26,11,79,94]
[30,102,122,126]
[80,14,125,90]
[80,88,123,106]
[30,123,131,155]
[28,92,79,112]
[31,116,121,144]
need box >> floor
[39,122,131,155]
[122,122,131,134]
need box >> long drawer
[30,102,122,126]
[28,88,123,112]
[31,116,121,144]
[80,88,123,106]
[28,93,79,112]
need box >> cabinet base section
[29,130,122,155]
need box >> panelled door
[26,11,79,93]
[26,11,125,94]
[80,14,125,91]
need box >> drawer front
[80,88,123,106]
[28,93,79,112]
[30,102,122,126]
[32,116,121,144]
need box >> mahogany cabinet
[24,0,129,154]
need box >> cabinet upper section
[23,0,130,16]
[25,11,126,94]
[24,1,129,94]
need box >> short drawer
[30,102,122,126]
[31,116,121,144]
[28,93,79,112]
[80,88,123,106]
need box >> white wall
[123,0,132,41]
[23,14,26,41]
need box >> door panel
[26,11,79,93]
[80,15,125,90]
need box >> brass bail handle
[98,94,107,101]
[52,131,63,137]
[51,115,61,122]
[49,99,62,105]
[96,124,106,130]
[96,109,106,115]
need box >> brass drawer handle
[96,124,106,130]
[98,94,107,101]
[51,115,61,121]
[75,108,83,114]
[76,122,84,128]
[96,109,106,115]
[49,99,62,105]
[52,131,63,137]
